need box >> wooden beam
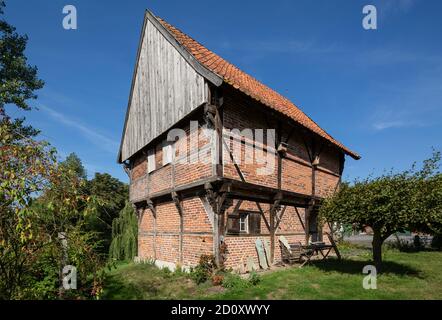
[204,182,228,267]
[146,200,157,260]
[275,205,287,230]
[270,206,276,264]
[222,137,246,181]
[204,103,217,115]
[172,192,184,264]
[305,210,310,244]
[276,122,282,190]
[211,89,224,179]
[222,178,317,207]
[294,206,306,231]
[255,202,271,232]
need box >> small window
[147,149,155,173]
[162,141,173,166]
[239,213,248,233]
[227,211,261,235]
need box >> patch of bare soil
[206,286,227,295]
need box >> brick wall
[129,119,216,201]
[133,86,343,271]
[138,197,214,267]
[222,87,341,193]
[222,200,308,270]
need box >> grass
[101,247,442,300]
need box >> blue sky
[5,0,442,183]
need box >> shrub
[162,267,172,276]
[222,273,249,289]
[221,272,261,289]
[211,274,224,286]
[190,266,208,284]
[109,202,138,261]
[190,254,216,284]
[248,272,261,286]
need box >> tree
[0,3,106,299]
[60,153,87,180]
[86,173,128,254]
[319,152,442,269]
[0,123,56,299]
[0,1,50,298]
[109,202,137,261]
[0,1,44,116]
[29,161,104,299]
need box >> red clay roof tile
[157,17,360,160]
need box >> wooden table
[301,242,334,264]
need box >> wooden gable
[118,11,222,162]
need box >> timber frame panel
[132,84,345,267]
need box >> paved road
[344,234,433,248]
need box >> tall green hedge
[109,202,138,261]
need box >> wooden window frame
[239,212,248,233]
[147,149,155,173]
[162,140,173,166]
[227,210,261,236]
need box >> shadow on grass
[310,258,421,277]
[101,273,151,300]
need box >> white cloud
[39,104,118,154]
[372,120,421,131]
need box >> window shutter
[147,149,155,173]
[162,141,173,165]
[227,215,240,234]
[248,212,261,234]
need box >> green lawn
[101,247,442,300]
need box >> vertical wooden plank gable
[121,18,209,161]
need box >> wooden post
[147,200,157,260]
[270,207,275,263]
[216,192,227,267]
[276,123,282,191]
[305,205,310,245]
[213,208,220,265]
[172,192,184,264]
[269,196,281,264]
[212,87,224,178]
[205,182,226,266]
[179,212,183,264]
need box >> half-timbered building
[118,11,360,271]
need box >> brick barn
[117,11,360,271]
